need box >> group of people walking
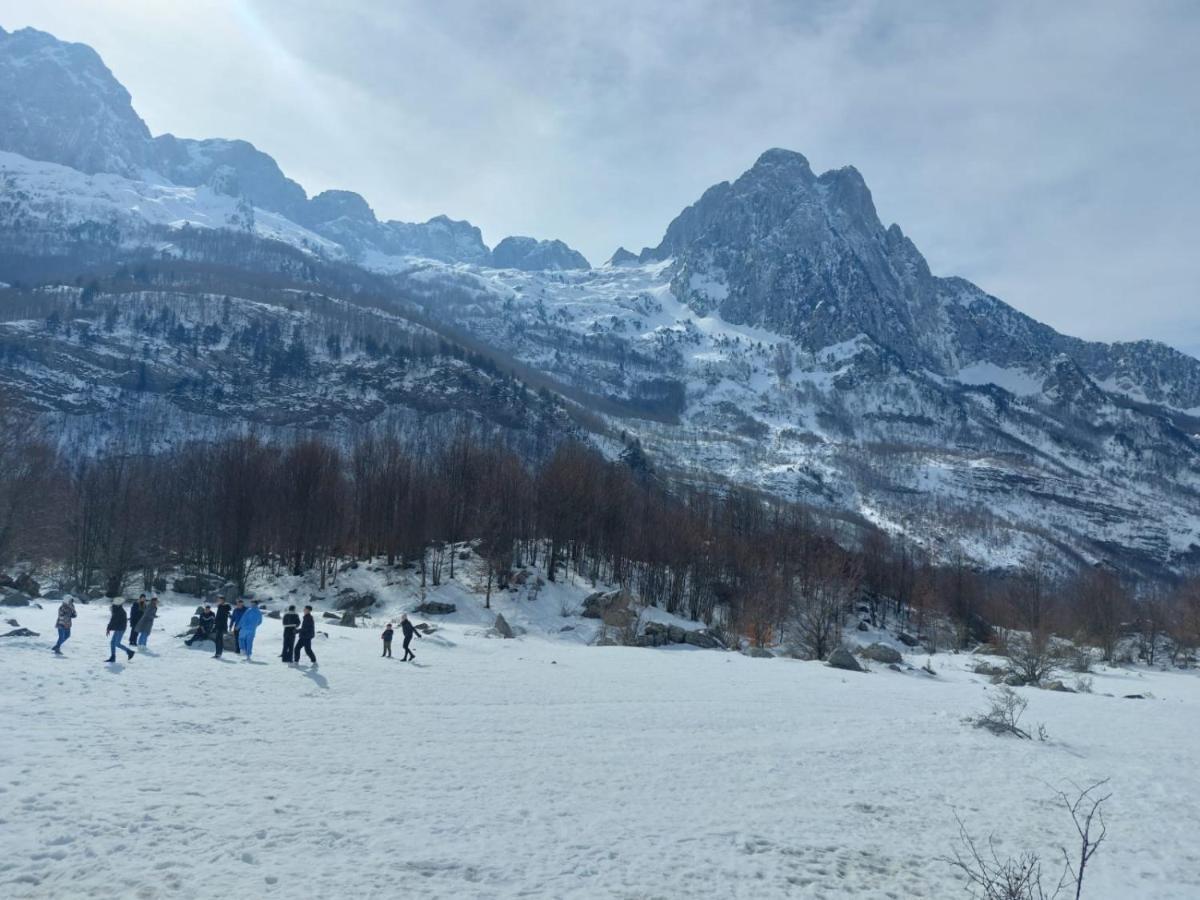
[48,594,425,666]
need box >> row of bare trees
[3,409,1200,660]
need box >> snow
[955,361,1045,397]
[3,571,1200,898]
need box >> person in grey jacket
[136,596,159,646]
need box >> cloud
[5,0,1199,352]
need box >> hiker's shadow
[302,667,329,689]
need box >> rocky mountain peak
[492,236,590,271]
[0,26,154,176]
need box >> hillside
[2,25,1200,576]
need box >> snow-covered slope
[3,573,1199,899]
[3,26,1200,575]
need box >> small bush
[974,687,1037,740]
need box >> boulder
[189,616,201,627]
[1003,672,1027,687]
[414,601,456,616]
[334,591,377,613]
[267,610,281,620]
[0,589,32,607]
[896,632,919,647]
[173,575,214,596]
[338,612,357,628]
[558,625,575,632]
[223,633,239,652]
[42,588,65,601]
[513,570,530,585]
[0,574,12,588]
[973,662,1007,677]
[582,589,628,619]
[14,573,40,597]
[152,576,168,592]
[1043,680,1075,693]
[856,621,869,632]
[859,643,902,664]
[826,647,864,672]
[1123,694,1145,700]
[415,623,438,634]
[635,632,666,648]
[744,647,774,658]
[493,613,514,639]
[1,627,39,638]
[458,550,471,560]
[5,618,18,626]
[667,625,688,644]
[683,629,720,649]
[322,612,341,621]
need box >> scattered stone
[41,588,65,601]
[338,612,357,628]
[0,574,12,588]
[267,610,281,620]
[322,612,341,621]
[458,550,471,560]
[1043,680,1075,693]
[887,663,903,672]
[826,647,864,671]
[415,623,438,634]
[223,633,239,652]
[0,589,32,607]
[667,625,687,644]
[558,625,575,632]
[494,613,514,639]
[513,571,530,585]
[414,601,456,616]
[5,618,17,626]
[334,591,377,613]
[896,632,919,647]
[14,573,40,597]
[1003,672,1027,687]
[684,629,721,650]
[744,647,774,658]
[856,621,869,632]
[973,662,1007,677]
[1123,694,1145,700]
[1,627,38,638]
[173,575,223,596]
[859,643,902,664]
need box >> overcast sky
[8,0,1200,354]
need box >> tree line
[1,411,1198,663]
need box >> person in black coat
[293,606,317,665]
[381,623,394,658]
[281,605,300,663]
[128,594,145,645]
[105,599,135,663]
[399,614,422,662]
[212,597,231,658]
[185,605,215,646]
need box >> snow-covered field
[3,578,1200,898]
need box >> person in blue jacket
[237,600,263,659]
[230,599,247,654]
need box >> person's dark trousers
[53,626,70,651]
[402,636,414,661]
[383,640,392,658]
[294,636,316,663]
[282,629,296,662]
[213,628,226,657]
[232,628,240,653]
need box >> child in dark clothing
[382,624,394,657]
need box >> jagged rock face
[0,27,154,177]
[606,247,639,267]
[645,148,946,371]
[492,236,590,271]
[153,135,309,221]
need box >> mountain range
[2,24,1199,577]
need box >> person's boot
[126,648,135,660]
[105,655,115,663]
